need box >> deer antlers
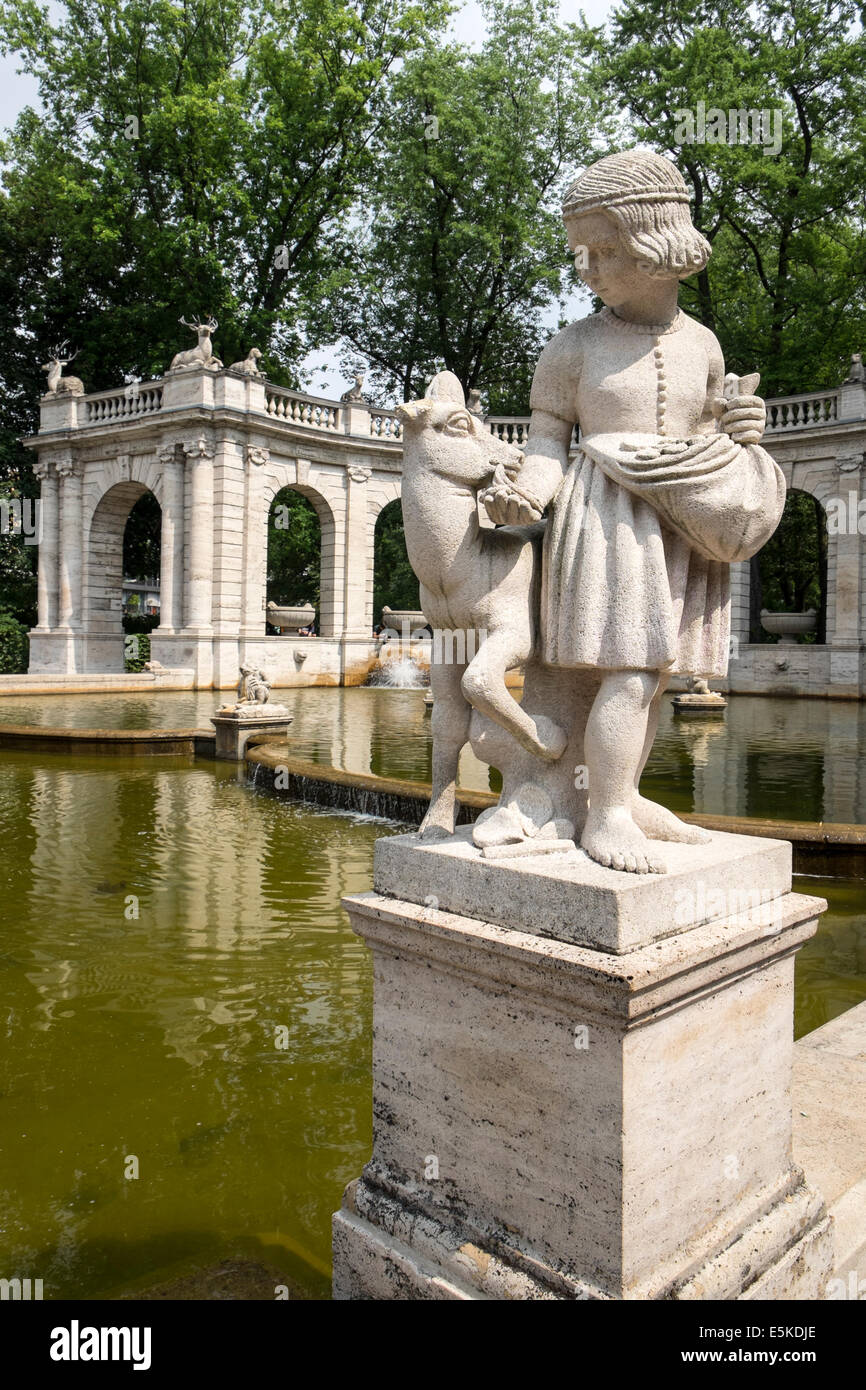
[49,339,78,363]
[179,314,218,333]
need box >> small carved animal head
[397,371,522,486]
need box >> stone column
[183,438,215,630]
[56,453,82,629]
[209,435,248,687]
[157,444,185,631]
[242,445,269,636]
[33,457,59,630]
[343,466,371,637]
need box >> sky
[0,0,615,397]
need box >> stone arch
[751,486,828,642]
[262,477,338,636]
[86,479,162,636]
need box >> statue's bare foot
[581,808,666,875]
[531,715,568,762]
[631,794,711,844]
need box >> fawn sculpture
[397,371,567,840]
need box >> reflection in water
[0,753,381,1298]
[1,687,864,823]
[0,688,864,1298]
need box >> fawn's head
[397,372,521,486]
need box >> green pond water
[0,687,864,1300]
[1,685,865,823]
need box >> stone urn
[381,606,429,636]
[760,609,817,645]
[267,601,315,633]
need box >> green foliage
[374,500,419,620]
[588,0,866,394]
[267,489,321,608]
[123,612,159,635]
[0,606,29,672]
[123,629,151,672]
[0,488,37,627]
[0,0,450,496]
[123,491,161,580]
[0,0,861,606]
[318,0,604,409]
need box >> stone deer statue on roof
[170,315,222,371]
[42,341,85,396]
[228,347,264,375]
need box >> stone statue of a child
[482,150,785,874]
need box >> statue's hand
[713,393,766,445]
[480,464,544,525]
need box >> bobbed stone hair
[562,150,711,281]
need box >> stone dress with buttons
[530,306,736,678]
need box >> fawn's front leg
[461,630,567,762]
[419,661,471,840]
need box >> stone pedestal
[333,830,833,1300]
[210,706,292,760]
[672,692,727,715]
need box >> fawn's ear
[397,399,433,424]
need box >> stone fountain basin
[761,609,817,641]
[380,607,428,634]
[267,602,315,631]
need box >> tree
[0,0,450,621]
[267,489,321,608]
[0,606,28,672]
[123,492,160,580]
[587,0,866,395]
[374,501,419,620]
[317,0,606,409]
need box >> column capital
[246,444,270,468]
[158,441,182,466]
[837,449,864,476]
[182,437,215,461]
[32,457,56,482]
[55,451,81,479]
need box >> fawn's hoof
[472,804,523,848]
[418,819,455,842]
[532,715,568,762]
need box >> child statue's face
[566,211,654,312]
